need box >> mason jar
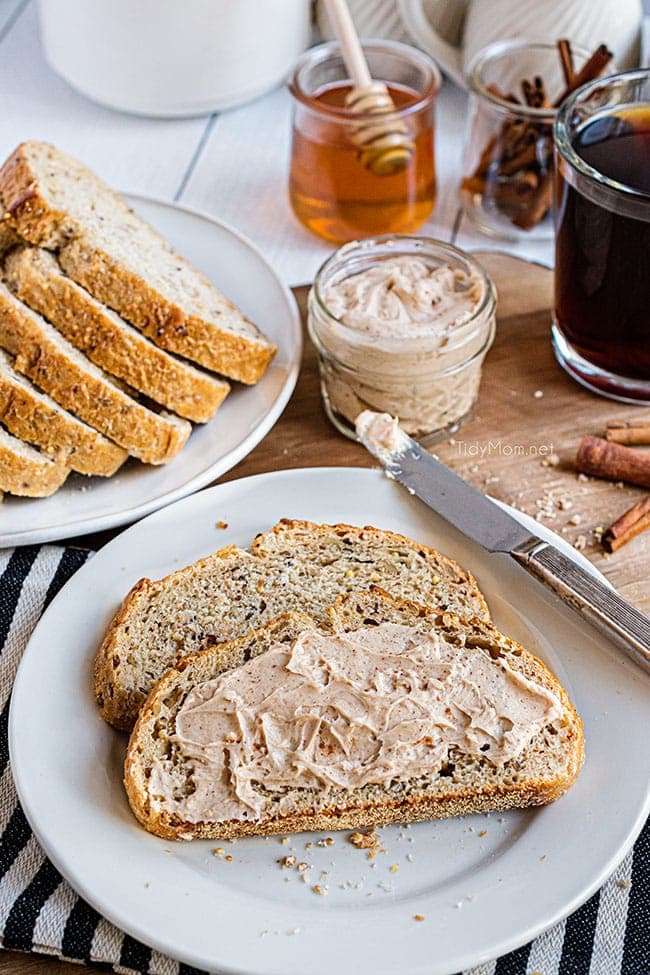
[308,235,497,445]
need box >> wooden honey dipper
[324,0,415,176]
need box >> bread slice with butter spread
[94,519,490,731]
[124,588,584,841]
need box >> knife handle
[511,540,650,674]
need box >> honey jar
[288,41,440,244]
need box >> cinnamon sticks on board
[603,496,650,552]
[606,420,650,446]
[575,434,650,552]
[462,39,613,231]
[576,436,650,490]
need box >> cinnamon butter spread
[355,410,409,462]
[148,623,561,824]
[323,258,484,339]
[309,244,496,443]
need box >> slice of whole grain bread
[0,281,191,464]
[0,348,126,476]
[95,519,490,731]
[5,247,230,423]
[124,588,584,841]
[0,423,69,496]
[0,142,276,384]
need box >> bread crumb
[479,830,487,837]
[313,884,328,895]
[540,854,547,861]
[390,864,399,873]
[305,842,313,850]
[349,828,382,857]
[213,847,225,857]
[573,535,587,551]
[568,513,582,526]
[413,914,425,922]
[279,855,296,868]
[279,837,289,845]
[297,861,310,873]
[618,879,632,890]
[215,521,228,530]
[225,855,233,862]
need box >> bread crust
[124,589,584,841]
[0,349,126,476]
[6,247,230,423]
[0,284,191,464]
[0,144,76,248]
[60,240,276,385]
[0,427,69,496]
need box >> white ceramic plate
[0,196,301,548]
[10,468,649,975]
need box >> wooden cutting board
[10,253,650,975]
[222,251,650,614]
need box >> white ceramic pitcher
[399,0,642,87]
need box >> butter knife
[357,420,650,674]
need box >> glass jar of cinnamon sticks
[461,39,612,240]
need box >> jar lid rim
[289,40,441,121]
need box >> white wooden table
[0,0,560,288]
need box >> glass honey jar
[288,41,440,244]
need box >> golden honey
[288,42,440,244]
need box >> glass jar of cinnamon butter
[308,236,496,445]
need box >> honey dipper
[324,0,415,176]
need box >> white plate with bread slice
[0,142,301,546]
[10,468,650,975]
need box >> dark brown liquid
[290,81,436,243]
[554,106,650,387]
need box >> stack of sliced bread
[0,141,276,497]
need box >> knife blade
[357,415,650,674]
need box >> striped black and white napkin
[0,544,648,975]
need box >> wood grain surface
[6,252,649,975]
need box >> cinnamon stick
[576,435,650,489]
[486,83,521,104]
[511,171,554,229]
[606,420,650,446]
[465,40,614,231]
[558,39,574,87]
[553,44,613,107]
[602,496,650,552]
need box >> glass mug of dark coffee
[553,69,650,402]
